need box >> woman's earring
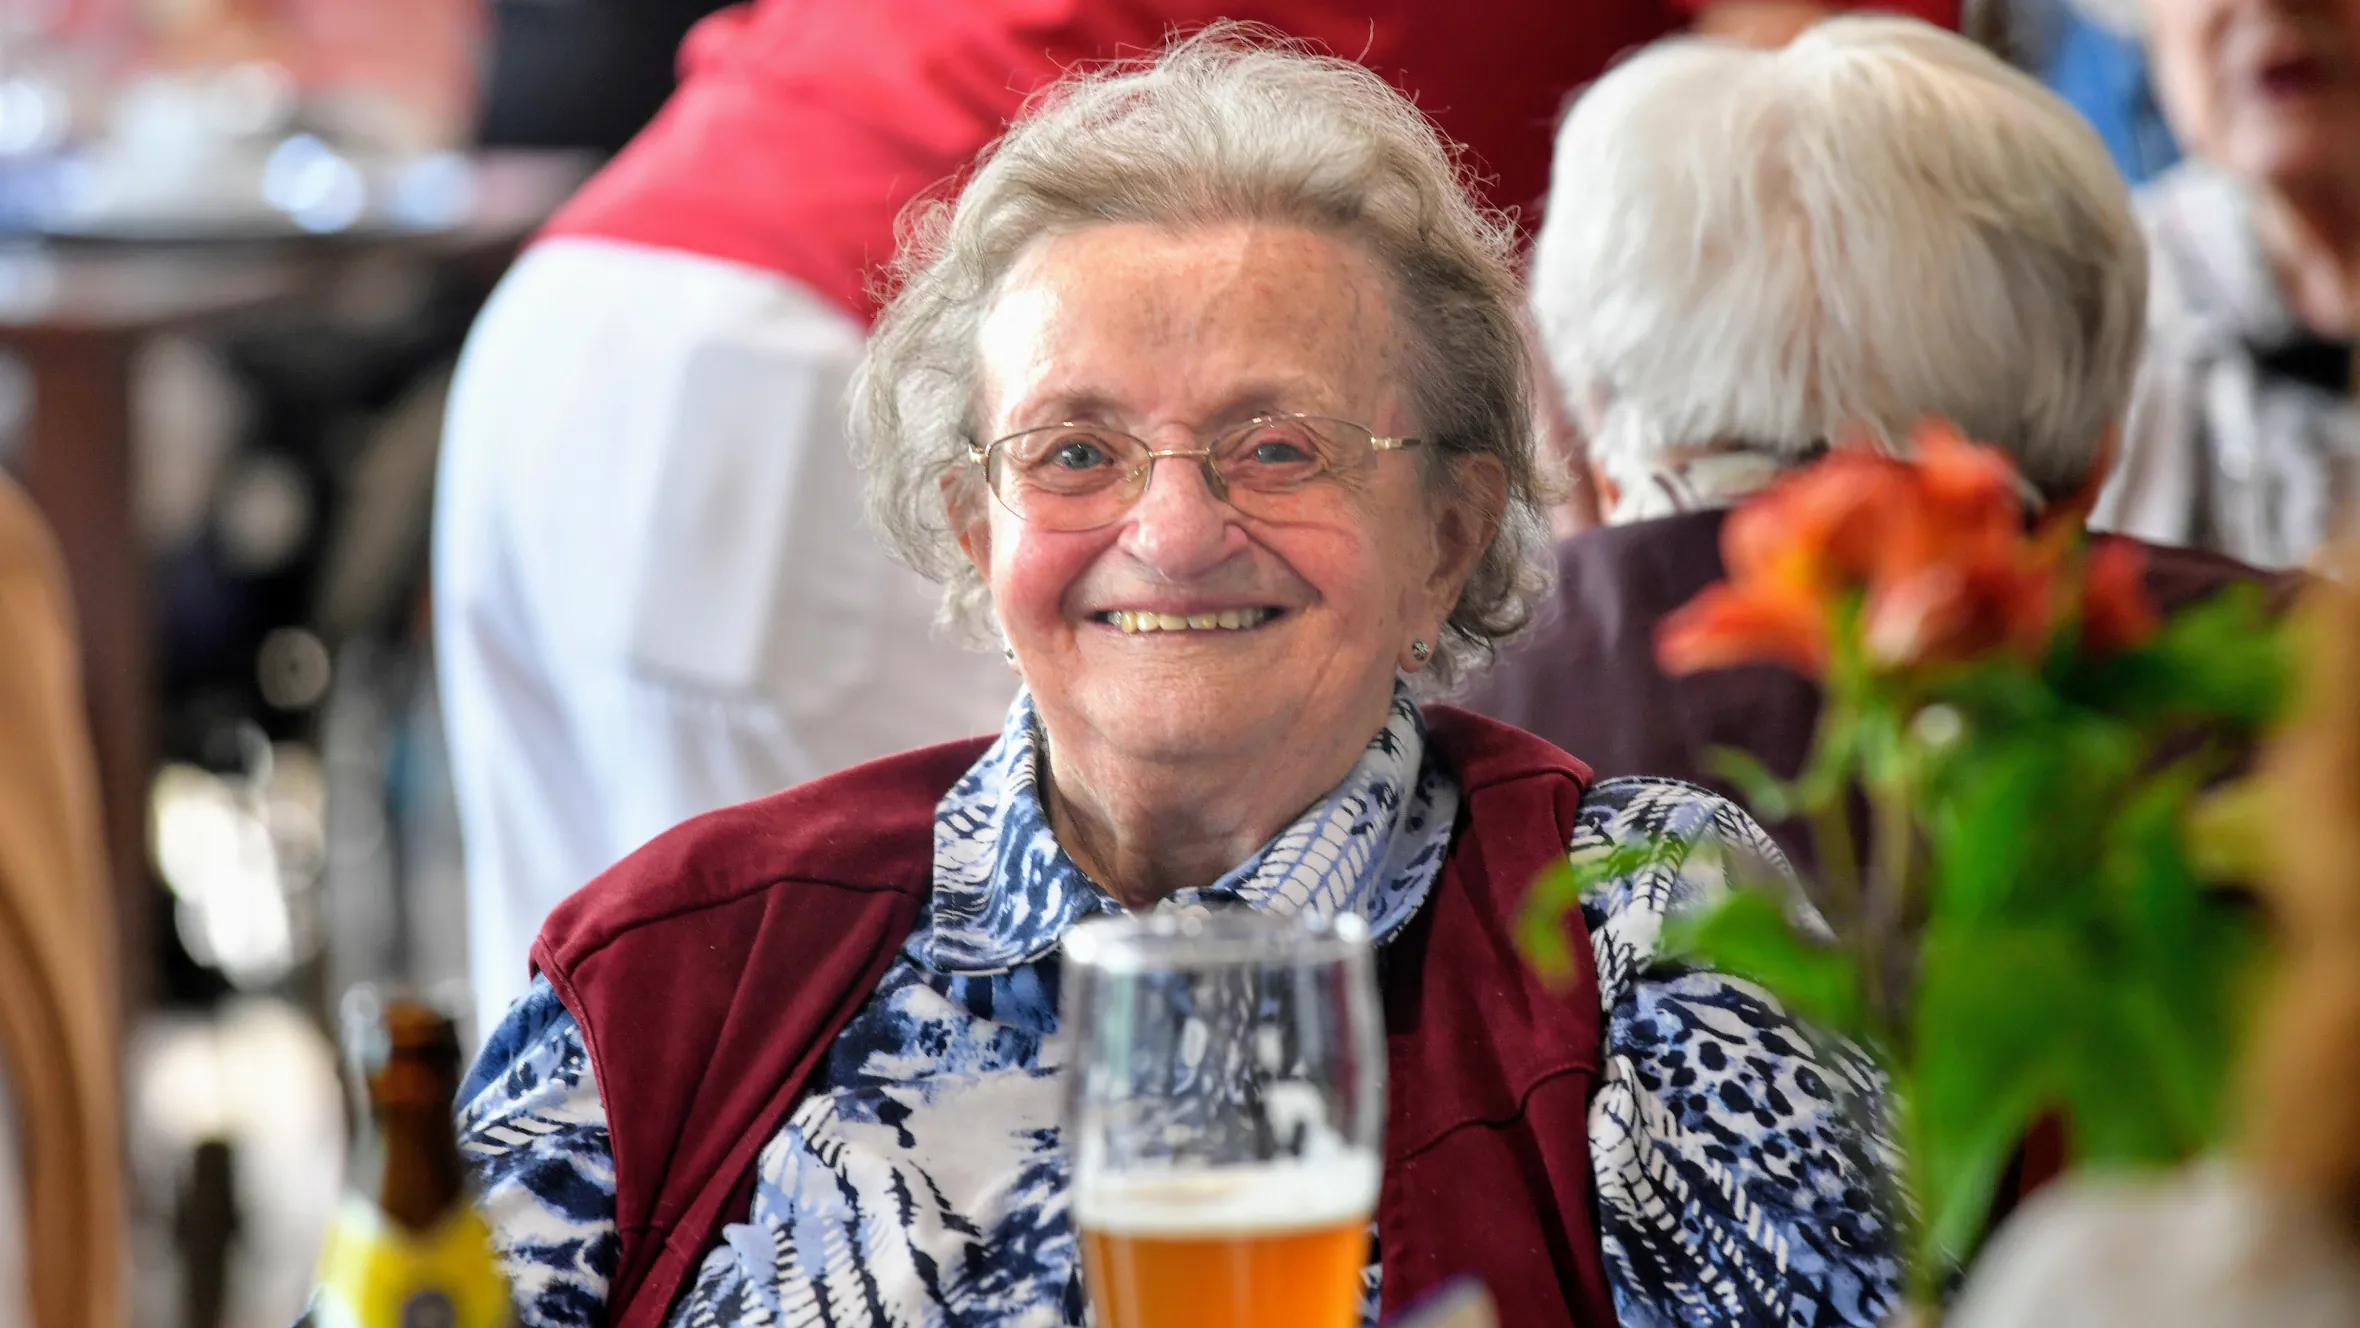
[1408,639,1431,664]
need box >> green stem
[1864,773,1917,1044]
[1898,1072,1944,1326]
[1798,663,1867,955]
[1869,702,1938,1322]
[1806,746,1865,950]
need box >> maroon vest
[533,705,1616,1328]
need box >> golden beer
[1076,1161,1374,1328]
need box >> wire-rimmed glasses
[968,414,1420,531]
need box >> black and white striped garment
[2096,161,2360,571]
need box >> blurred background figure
[436,0,1962,1035]
[2091,0,2360,568]
[0,475,121,1328]
[2014,0,2183,183]
[1457,16,2271,871]
[2029,0,2171,181]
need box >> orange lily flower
[1910,421,2025,554]
[1661,455,1895,676]
[1660,421,2151,678]
[1862,550,2063,669]
[1658,580,1834,676]
[2081,537,2160,655]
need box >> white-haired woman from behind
[1465,16,2274,867]
[1542,15,2144,518]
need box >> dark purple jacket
[531,706,1619,1328]
[1460,510,2284,872]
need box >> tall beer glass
[1062,908,1385,1328]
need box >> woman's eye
[1249,437,1315,466]
[1232,422,1325,468]
[1044,436,1114,470]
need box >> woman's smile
[1089,606,1287,633]
[2239,27,2345,102]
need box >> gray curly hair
[849,24,1551,686]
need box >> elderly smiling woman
[456,29,1895,1328]
[2091,0,2360,566]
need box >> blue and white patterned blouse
[457,687,1898,1327]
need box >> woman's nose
[1119,452,1239,576]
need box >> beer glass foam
[1075,1153,1381,1236]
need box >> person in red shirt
[433,0,1959,1036]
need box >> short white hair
[854,25,1549,684]
[1531,16,2147,499]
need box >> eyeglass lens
[987,418,1372,529]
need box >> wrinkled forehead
[974,222,1413,433]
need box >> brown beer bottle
[312,996,514,1328]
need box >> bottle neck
[364,1104,468,1232]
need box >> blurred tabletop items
[0,5,604,1328]
[0,149,593,1020]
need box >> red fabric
[531,736,965,1328]
[534,705,1615,1327]
[541,0,1958,324]
[1375,708,1615,1326]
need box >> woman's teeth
[1102,608,1277,633]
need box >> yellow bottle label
[313,1198,515,1328]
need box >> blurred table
[0,150,594,1013]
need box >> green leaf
[1901,1066,2047,1271]
[1515,838,1694,987]
[1909,927,2082,1261]
[2056,998,2195,1166]
[1855,693,1914,795]
[1795,691,1866,810]
[2101,761,2211,938]
[1704,745,1800,824]
[2067,585,2289,728]
[1921,739,2055,926]
[2081,848,2265,1159]
[1665,889,1868,1039]
[1921,719,2137,928]
[1517,857,1584,985]
[1925,661,2058,731]
[2087,982,2216,1160]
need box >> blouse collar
[924,682,1459,974]
[1602,448,1796,525]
